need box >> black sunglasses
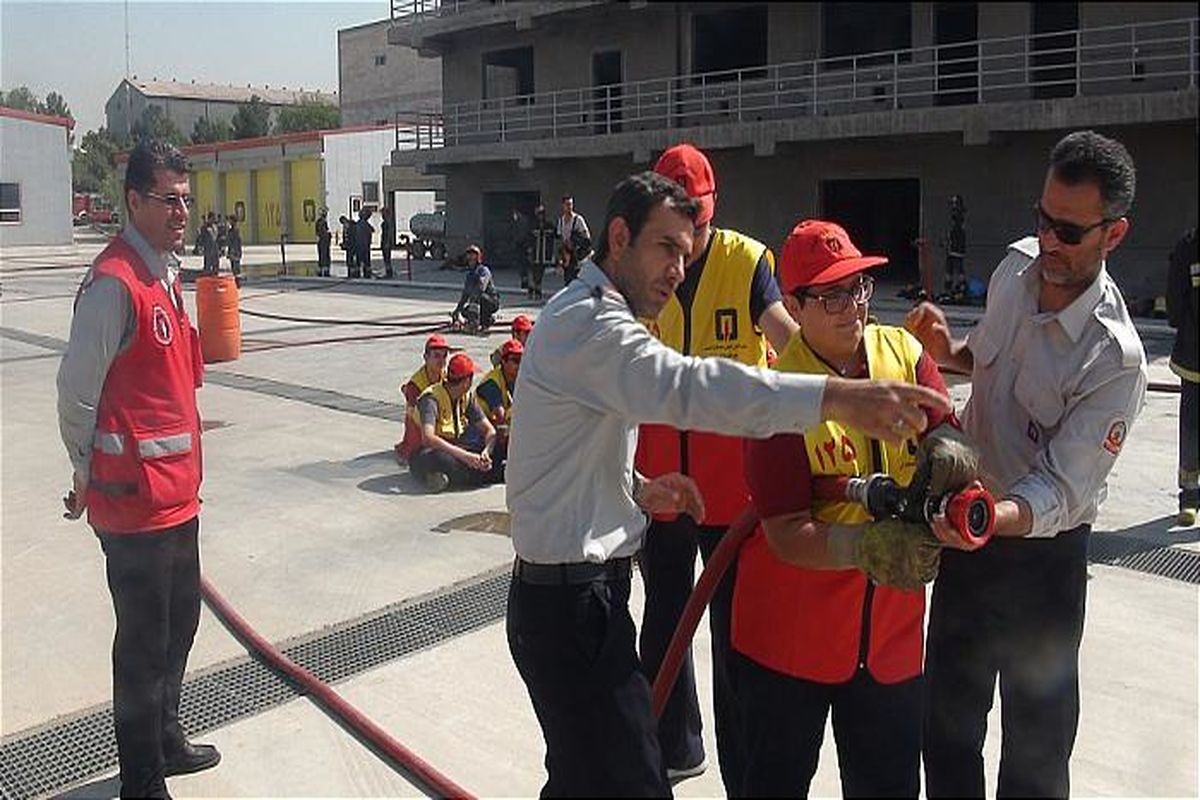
[1033,203,1116,246]
[141,190,195,211]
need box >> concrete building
[389,1,1198,300]
[144,125,437,250]
[105,79,338,144]
[0,107,73,247]
[339,18,442,127]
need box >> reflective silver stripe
[137,432,193,459]
[93,432,125,455]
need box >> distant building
[338,18,441,127]
[0,107,73,247]
[105,78,338,142]
[388,1,1198,299]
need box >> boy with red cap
[491,314,534,367]
[410,352,501,492]
[636,142,799,787]
[732,220,955,796]
[478,338,523,467]
[395,334,450,464]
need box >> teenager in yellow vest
[478,338,522,463]
[395,334,449,464]
[409,353,500,492]
[635,143,800,788]
[734,220,952,796]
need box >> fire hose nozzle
[844,474,994,546]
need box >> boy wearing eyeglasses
[733,219,953,797]
[906,129,1148,797]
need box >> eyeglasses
[1033,203,1114,246]
[142,191,195,212]
[797,275,875,315]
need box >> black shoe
[163,742,221,777]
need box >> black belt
[513,556,632,586]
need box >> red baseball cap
[446,352,480,381]
[424,334,449,353]
[499,338,524,359]
[511,314,534,334]
[653,143,716,227]
[778,220,888,294]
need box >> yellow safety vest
[477,366,512,425]
[418,382,473,441]
[403,365,440,424]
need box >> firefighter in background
[477,338,523,473]
[635,143,799,789]
[1167,227,1198,526]
[733,219,955,797]
[395,334,450,464]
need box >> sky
[0,0,384,137]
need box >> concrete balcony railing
[396,16,1198,152]
[391,0,495,24]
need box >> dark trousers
[638,518,742,790]
[530,263,549,298]
[736,653,922,798]
[382,248,393,277]
[1180,378,1199,507]
[924,524,1090,799]
[97,516,202,798]
[344,246,357,277]
[317,239,331,273]
[507,572,671,797]
[409,439,505,488]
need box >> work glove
[855,519,941,591]
[911,423,980,498]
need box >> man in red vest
[58,139,220,797]
[636,143,798,788]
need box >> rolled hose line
[200,576,476,800]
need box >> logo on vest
[152,305,174,346]
[714,308,739,341]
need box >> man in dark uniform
[57,139,221,797]
[315,208,332,277]
[1167,227,1198,526]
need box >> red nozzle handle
[944,485,995,546]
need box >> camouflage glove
[912,423,980,498]
[855,519,941,591]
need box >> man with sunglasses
[636,143,799,790]
[733,219,951,797]
[410,352,502,493]
[906,129,1148,797]
[57,139,220,796]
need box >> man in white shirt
[556,194,591,285]
[506,171,951,796]
[907,129,1148,798]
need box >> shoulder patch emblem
[1103,419,1127,455]
[152,305,174,346]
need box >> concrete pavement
[0,235,1195,798]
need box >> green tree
[191,115,232,144]
[0,85,45,112]
[274,96,340,134]
[131,105,186,146]
[72,127,120,194]
[43,91,71,119]
[231,95,271,139]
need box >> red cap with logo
[446,352,480,381]
[778,219,888,294]
[653,143,716,227]
[499,338,524,359]
[511,314,534,334]
[424,333,449,353]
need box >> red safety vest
[85,236,205,534]
[732,326,926,684]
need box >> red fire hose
[200,576,475,800]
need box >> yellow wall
[192,171,217,239]
[224,171,249,232]
[289,160,321,244]
[255,168,282,243]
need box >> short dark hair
[593,172,699,265]
[123,139,189,209]
[1049,130,1136,219]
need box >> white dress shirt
[506,260,828,564]
[964,236,1148,538]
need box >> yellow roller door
[255,168,281,243]
[289,160,320,244]
[224,171,249,232]
[191,170,216,239]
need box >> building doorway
[592,50,624,134]
[482,190,540,271]
[935,2,978,106]
[821,178,921,284]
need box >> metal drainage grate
[0,567,512,800]
[1089,535,1200,584]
